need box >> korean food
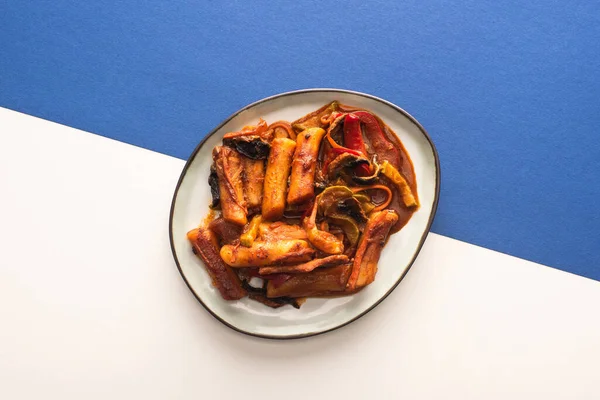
[187,102,419,308]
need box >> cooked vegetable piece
[187,227,247,300]
[303,202,344,254]
[324,114,359,154]
[266,263,352,298]
[326,152,370,181]
[248,293,298,308]
[352,111,401,167]
[240,215,262,247]
[343,113,372,176]
[241,156,264,210]
[379,160,419,208]
[241,280,302,309]
[213,146,247,225]
[359,201,376,214]
[351,161,380,185]
[317,186,367,222]
[353,193,371,203]
[322,113,369,172]
[287,127,327,205]
[258,255,349,275]
[208,217,243,245]
[327,213,360,246]
[310,185,367,247]
[220,239,315,267]
[292,101,339,133]
[346,210,398,291]
[262,138,296,220]
[208,164,220,208]
[317,186,353,214]
[223,136,271,160]
[343,113,368,155]
[336,197,368,223]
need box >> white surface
[1,107,599,399]
[171,91,439,338]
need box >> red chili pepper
[352,111,401,167]
[343,113,372,176]
[343,114,368,154]
[324,113,373,175]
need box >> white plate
[169,89,440,339]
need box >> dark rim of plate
[168,88,441,340]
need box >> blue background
[2,1,599,280]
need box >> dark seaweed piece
[241,280,301,309]
[327,152,370,181]
[223,136,271,160]
[337,197,368,223]
[208,163,220,208]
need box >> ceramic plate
[169,89,440,339]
